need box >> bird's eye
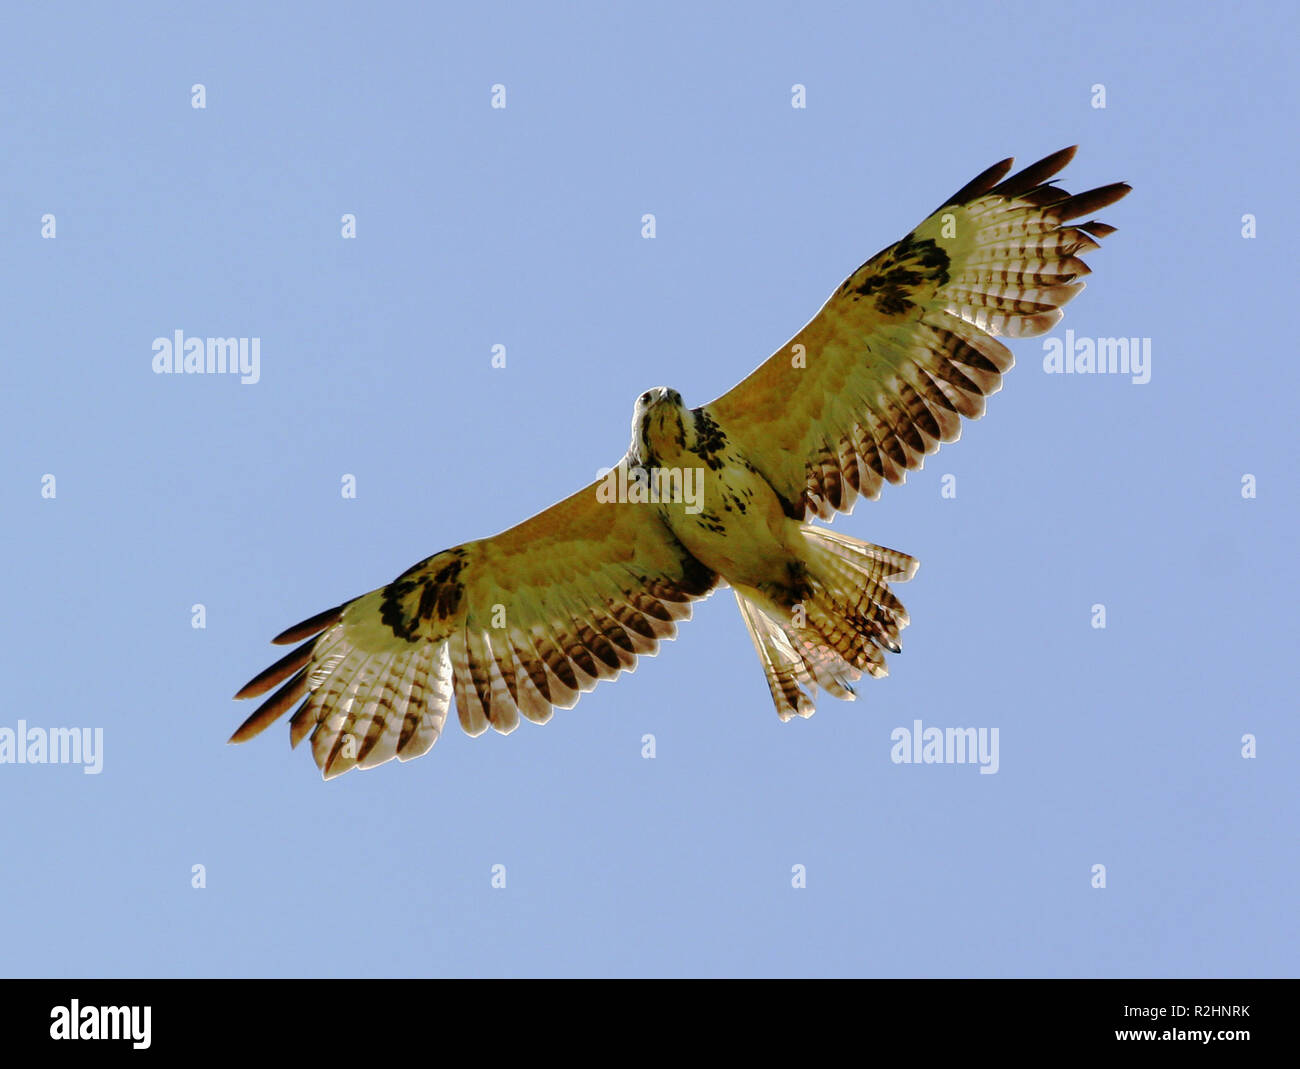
[639,391,652,404]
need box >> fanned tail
[736,527,917,720]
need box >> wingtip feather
[229,668,309,743]
[939,156,1015,209]
[993,145,1078,197]
[233,636,317,699]
[271,604,345,645]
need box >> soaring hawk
[234,147,1129,778]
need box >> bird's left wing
[700,146,1130,521]
[232,457,719,778]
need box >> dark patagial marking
[381,548,467,641]
[689,408,728,471]
[634,550,718,604]
[729,450,802,521]
[769,478,803,521]
[846,234,950,316]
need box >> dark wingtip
[993,145,1079,198]
[230,668,309,743]
[939,156,1015,210]
[1078,220,1119,239]
[234,636,317,699]
[272,604,345,645]
[1056,181,1132,221]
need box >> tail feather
[736,595,818,721]
[736,527,918,720]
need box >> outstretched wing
[701,146,1130,520]
[232,458,719,778]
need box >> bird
[233,146,1129,779]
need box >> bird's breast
[653,448,796,588]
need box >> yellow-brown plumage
[234,147,1129,777]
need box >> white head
[630,386,688,464]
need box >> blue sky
[2,0,1296,977]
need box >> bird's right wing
[232,457,719,778]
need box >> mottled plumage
[234,146,1129,777]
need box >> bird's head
[630,386,690,465]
